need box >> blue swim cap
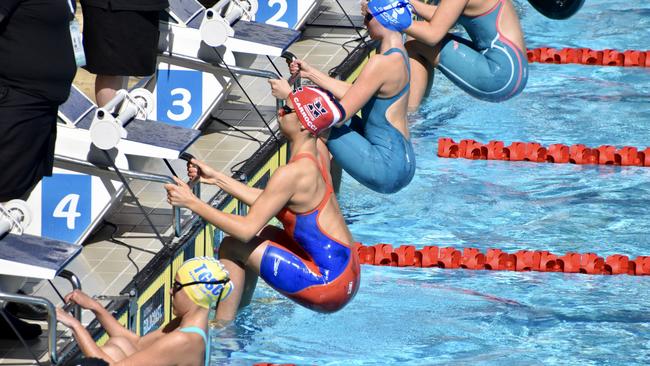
[367,0,413,32]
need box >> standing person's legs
[81,5,160,106]
[95,75,127,107]
[0,86,57,202]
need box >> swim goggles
[172,279,229,296]
[278,104,295,117]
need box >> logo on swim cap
[289,86,345,135]
[176,257,233,309]
[368,0,413,32]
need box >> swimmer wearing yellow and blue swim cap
[175,256,233,309]
[56,257,233,366]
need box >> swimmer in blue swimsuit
[285,0,416,194]
[403,0,528,108]
[166,86,360,321]
[56,257,231,366]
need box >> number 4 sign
[42,174,91,243]
[256,0,298,29]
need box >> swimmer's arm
[67,322,117,363]
[409,0,438,21]
[302,68,352,100]
[338,57,384,119]
[89,302,139,344]
[213,173,263,207]
[188,167,295,242]
[405,0,468,46]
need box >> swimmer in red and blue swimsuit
[261,151,360,312]
[166,82,360,320]
[403,0,528,108]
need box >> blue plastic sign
[256,0,298,29]
[156,69,203,128]
[41,174,92,243]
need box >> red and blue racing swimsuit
[259,153,360,313]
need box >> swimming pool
[210,1,650,364]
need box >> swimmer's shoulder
[369,50,407,74]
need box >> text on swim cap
[193,263,225,296]
[293,96,318,132]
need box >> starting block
[0,199,79,282]
[42,85,201,244]
[153,0,305,129]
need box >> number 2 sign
[256,0,298,29]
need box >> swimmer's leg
[405,38,443,111]
[215,226,285,321]
[101,336,137,361]
[327,117,409,193]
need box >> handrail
[54,155,200,237]
[157,52,280,80]
[58,270,82,322]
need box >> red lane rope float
[353,243,650,276]
[437,138,650,166]
[527,47,650,67]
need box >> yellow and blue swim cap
[367,0,413,32]
[176,257,233,309]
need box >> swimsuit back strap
[382,47,411,75]
[381,48,410,98]
[289,152,333,210]
[179,326,210,366]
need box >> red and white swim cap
[289,86,345,135]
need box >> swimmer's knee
[217,236,240,260]
[103,336,136,357]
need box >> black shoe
[5,296,48,321]
[0,310,42,340]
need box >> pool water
[210,1,650,364]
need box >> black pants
[0,86,58,201]
[81,5,161,76]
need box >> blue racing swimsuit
[326,48,416,194]
[437,0,528,102]
[259,153,360,313]
[179,326,210,366]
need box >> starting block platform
[154,0,307,130]
[0,233,81,280]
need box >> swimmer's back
[463,0,526,51]
[282,142,353,247]
[362,49,410,138]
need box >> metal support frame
[54,155,200,238]
[0,270,82,365]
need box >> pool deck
[0,0,363,364]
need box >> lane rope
[354,243,648,276]
[527,47,650,67]
[437,138,650,167]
